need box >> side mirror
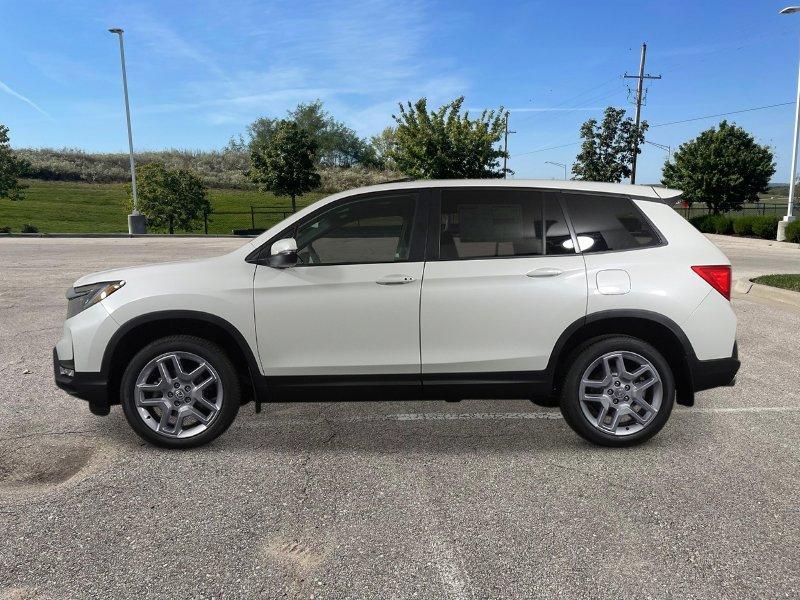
[268,238,298,268]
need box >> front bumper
[53,348,110,415]
[690,341,740,392]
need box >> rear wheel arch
[549,310,694,406]
[103,311,262,406]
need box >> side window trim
[555,192,581,255]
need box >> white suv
[54,180,739,448]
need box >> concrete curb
[0,232,255,239]
[735,277,800,309]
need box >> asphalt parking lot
[1,236,798,600]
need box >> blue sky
[1,0,799,183]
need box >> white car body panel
[420,254,587,373]
[66,251,260,373]
[253,262,425,375]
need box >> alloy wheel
[578,350,663,436]
[134,351,223,439]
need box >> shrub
[317,166,402,194]
[711,214,734,235]
[733,215,756,236]
[785,219,800,243]
[751,215,779,239]
[689,214,715,233]
[0,225,11,233]
[21,223,38,233]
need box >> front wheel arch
[103,311,261,407]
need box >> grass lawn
[0,179,326,234]
[752,274,800,292]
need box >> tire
[559,335,674,447]
[120,335,240,448]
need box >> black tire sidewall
[560,336,675,447]
[120,335,240,449]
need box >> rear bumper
[53,348,110,415]
[690,341,740,392]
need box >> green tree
[572,107,646,182]
[389,97,508,179]
[0,124,29,201]
[128,163,211,234]
[249,120,321,212]
[370,127,397,170]
[662,121,775,214]
[247,100,374,168]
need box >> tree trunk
[169,215,174,235]
[291,194,297,213]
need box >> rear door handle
[526,267,563,278]
[376,274,416,285]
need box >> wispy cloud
[126,11,233,84]
[122,0,468,135]
[0,78,50,118]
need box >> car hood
[73,256,224,288]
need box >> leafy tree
[247,100,374,168]
[0,124,29,201]
[572,107,646,182]
[249,120,320,212]
[370,127,397,170]
[128,163,211,234]
[389,96,508,179]
[662,121,775,214]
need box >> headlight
[66,281,125,318]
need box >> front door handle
[526,267,563,278]
[376,274,416,285]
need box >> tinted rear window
[439,189,573,259]
[562,194,661,253]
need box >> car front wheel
[120,335,240,448]
[560,335,675,447]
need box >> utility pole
[624,43,661,184]
[503,112,516,178]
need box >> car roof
[316,179,683,205]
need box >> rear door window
[438,189,573,259]
[562,193,661,253]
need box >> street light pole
[109,28,146,234]
[545,161,567,180]
[779,7,800,241]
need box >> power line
[650,102,794,127]
[515,141,580,157]
[513,100,795,158]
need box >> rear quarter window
[562,193,662,253]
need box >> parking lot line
[238,405,800,427]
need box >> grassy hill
[0,180,325,234]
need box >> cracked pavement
[0,236,798,599]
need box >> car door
[253,191,427,385]
[420,187,587,390]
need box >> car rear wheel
[121,335,240,448]
[560,336,674,447]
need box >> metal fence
[674,202,798,220]
[203,206,296,234]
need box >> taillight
[691,265,731,300]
